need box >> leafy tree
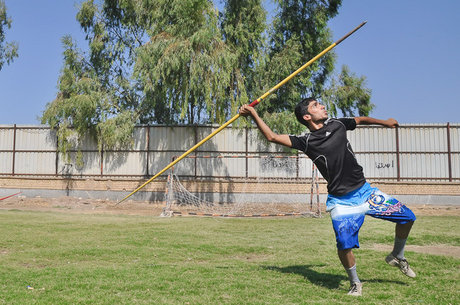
[43,0,246,155]
[42,35,135,155]
[251,0,373,135]
[322,65,374,117]
[220,0,266,101]
[0,0,18,71]
[42,0,148,153]
[256,0,341,134]
[42,0,374,154]
[135,0,240,125]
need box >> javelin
[118,21,367,204]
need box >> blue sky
[0,0,459,125]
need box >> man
[239,97,416,297]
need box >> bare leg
[338,248,355,269]
[395,221,414,239]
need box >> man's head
[294,97,328,129]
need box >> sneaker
[385,253,416,278]
[347,281,362,296]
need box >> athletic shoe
[347,281,362,296]
[385,254,416,278]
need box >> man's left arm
[354,117,399,128]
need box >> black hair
[294,97,316,126]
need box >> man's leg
[384,220,416,277]
[328,198,367,296]
[338,249,357,282]
[365,189,417,278]
[396,221,414,238]
[392,221,414,259]
[338,249,362,296]
[338,248,355,268]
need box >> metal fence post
[245,127,249,178]
[395,126,401,181]
[12,124,16,176]
[100,145,104,177]
[296,152,300,179]
[194,126,198,179]
[146,126,150,177]
[55,129,59,176]
[447,122,452,182]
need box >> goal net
[161,155,322,217]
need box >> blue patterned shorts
[327,183,416,250]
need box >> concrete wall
[1,177,459,205]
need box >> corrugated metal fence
[0,123,458,181]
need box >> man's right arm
[239,105,293,148]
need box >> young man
[239,97,416,297]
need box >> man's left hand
[384,118,399,128]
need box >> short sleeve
[338,118,357,130]
[289,135,307,152]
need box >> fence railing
[0,123,458,181]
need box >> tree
[322,65,374,117]
[43,0,241,154]
[255,0,341,135]
[135,0,240,125]
[42,0,373,153]
[41,35,135,154]
[0,0,18,71]
[220,0,266,101]
[248,0,373,135]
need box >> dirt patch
[408,204,460,216]
[0,196,165,216]
[370,244,460,259]
[0,196,459,217]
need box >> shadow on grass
[263,264,346,289]
[263,264,407,289]
[361,278,408,286]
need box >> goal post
[161,154,324,217]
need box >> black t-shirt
[289,118,366,196]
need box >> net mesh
[161,156,322,217]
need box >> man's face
[306,100,328,122]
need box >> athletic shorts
[327,182,416,250]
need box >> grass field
[0,210,458,304]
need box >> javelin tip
[335,21,367,45]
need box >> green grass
[0,211,458,304]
